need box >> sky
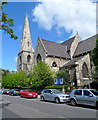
[1,0,98,71]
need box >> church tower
[17,13,34,73]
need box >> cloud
[15,57,18,62]
[32,0,96,39]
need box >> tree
[30,61,56,89]
[92,37,98,81]
[2,71,28,88]
[0,1,18,39]
[56,68,70,85]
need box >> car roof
[72,89,95,91]
[43,89,57,91]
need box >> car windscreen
[5,89,10,91]
[52,89,62,94]
[25,90,34,92]
[15,89,20,91]
[90,90,98,96]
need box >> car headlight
[29,93,32,95]
[60,96,65,98]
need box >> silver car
[70,89,98,109]
[40,89,69,103]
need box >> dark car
[9,89,20,96]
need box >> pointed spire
[20,13,34,52]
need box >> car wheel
[55,97,60,104]
[25,95,28,98]
[70,99,76,106]
[41,96,45,101]
[20,94,23,97]
[96,101,98,109]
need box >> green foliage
[45,85,77,92]
[45,85,67,89]
[30,61,56,89]
[56,68,70,85]
[0,1,18,39]
[2,71,29,88]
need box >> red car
[20,89,38,98]
[3,89,11,94]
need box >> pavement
[2,95,97,119]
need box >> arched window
[36,54,42,63]
[20,56,22,64]
[82,62,88,78]
[52,62,57,67]
[27,55,31,63]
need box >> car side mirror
[89,94,93,97]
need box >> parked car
[20,89,38,98]
[1,88,4,93]
[40,89,70,103]
[69,89,98,109]
[9,89,20,96]
[3,89,10,94]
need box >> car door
[42,90,50,100]
[74,90,83,104]
[82,90,95,106]
[47,90,55,101]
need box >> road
[1,95,97,119]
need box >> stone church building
[17,14,97,87]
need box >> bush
[45,85,68,91]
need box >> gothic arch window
[82,62,88,78]
[36,54,42,63]
[27,55,31,63]
[52,61,57,67]
[20,56,22,64]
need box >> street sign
[54,78,63,85]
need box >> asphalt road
[1,95,97,119]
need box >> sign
[54,78,63,85]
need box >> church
[17,14,97,87]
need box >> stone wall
[75,54,91,86]
[70,34,80,59]
[45,57,69,72]
[33,38,46,65]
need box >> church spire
[17,13,34,73]
[20,13,34,52]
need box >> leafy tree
[56,68,70,85]
[30,61,56,89]
[2,71,28,88]
[0,1,18,39]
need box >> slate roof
[73,34,97,57]
[61,36,75,50]
[41,39,70,59]
[62,56,84,67]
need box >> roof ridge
[61,36,75,44]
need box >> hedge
[45,85,68,90]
